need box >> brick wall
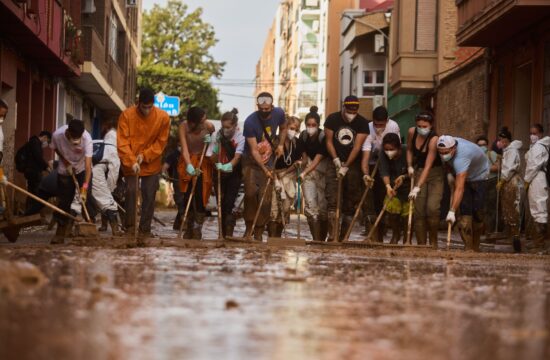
[435,58,488,141]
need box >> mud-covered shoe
[254,227,264,241]
[50,224,66,245]
[110,218,121,236]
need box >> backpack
[92,141,114,165]
[15,144,30,173]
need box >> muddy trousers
[326,161,363,241]
[243,159,273,240]
[124,174,159,234]
[413,166,444,247]
[180,174,207,239]
[54,172,93,227]
[303,159,329,240]
[501,175,524,240]
[458,180,487,251]
[216,171,242,237]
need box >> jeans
[326,161,364,217]
[124,174,160,233]
[242,157,273,228]
[55,171,93,226]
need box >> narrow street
[0,210,548,360]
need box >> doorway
[513,62,532,150]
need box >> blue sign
[154,92,180,117]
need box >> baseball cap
[343,95,360,110]
[437,135,457,149]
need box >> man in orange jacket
[117,88,170,236]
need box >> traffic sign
[154,92,180,117]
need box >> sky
[142,0,280,118]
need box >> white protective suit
[524,136,550,224]
[92,129,120,213]
[501,140,522,181]
[500,140,524,231]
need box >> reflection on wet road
[0,211,549,359]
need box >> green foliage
[141,0,225,79]
[138,64,221,120]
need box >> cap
[343,95,360,110]
[437,135,457,149]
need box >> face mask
[496,140,504,150]
[306,127,318,136]
[479,146,487,153]
[71,138,82,146]
[375,127,385,135]
[0,117,4,125]
[417,127,431,136]
[259,110,271,120]
[223,128,234,137]
[385,150,397,159]
[441,153,453,162]
[177,145,182,152]
[287,130,297,139]
[139,107,152,117]
[530,135,539,144]
[42,141,49,149]
[345,113,357,122]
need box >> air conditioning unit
[82,0,96,14]
[374,34,385,53]
[126,0,137,7]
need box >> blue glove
[216,163,233,173]
[186,164,196,176]
[203,134,212,143]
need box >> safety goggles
[257,96,273,105]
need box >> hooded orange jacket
[117,106,170,176]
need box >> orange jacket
[178,154,213,207]
[117,106,170,176]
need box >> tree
[141,0,225,79]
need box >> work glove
[496,180,504,192]
[216,162,233,173]
[363,174,374,188]
[136,154,144,165]
[408,166,415,177]
[0,175,7,185]
[333,158,342,171]
[203,134,212,144]
[132,163,140,175]
[338,165,349,178]
[66,164,74,176]
[298,172,307,182]
[386,183,396,198]
[447,173,455,188]
[408,186,421,200]
[446,211,456,225]
[274,178,283,193]
[161,171,169,179]
[80,187,88,203]
[394,175,406,188]
[186,164,196,176]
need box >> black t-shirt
[298,130,328,160]
[274,136,305,170]
[324,112,370,161]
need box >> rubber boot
[308,216,321,241]
[401,216,409,244]
[254,226,264,241]
[182,215,193,239]
[276,222,284,238]
[224,214,235,238]
[427,217,439,249]
[319,218,329,242]
[173,212,183,231]
[414,218,427,245]
[192,213,205,240]
[473,221,483,252]
[245,221,253,239]
[530,222,547,254]
[110,218,121,236]
[458,216,474,251]
[375,215,386,243]
[339,216,352,242]
[99,215,108,232]
[50,223,66,245]
[326,211,336,242]
[388,214,399,244]
[268,221,279,237]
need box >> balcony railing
[300,42,319,60]
[302,0,320,10]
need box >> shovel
[406,176,415,245]
[217,169,223,240]
[333,175,344,242]
[5,180,98,237]
[246,176,272,240]
[70,173,99,237]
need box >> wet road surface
[0,210,549,360]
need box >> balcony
[299,42,320,67]
[301,0,321,20]
[456,0,550,47]
[297,91,318,115]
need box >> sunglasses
[416,114,433,121]
[257,96,273,105]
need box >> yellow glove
[496,180,504,192]
[80,184,88,203]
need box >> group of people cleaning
[2,89,549,253]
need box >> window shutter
[415,0,437,51]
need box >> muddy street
[0,210,549,360]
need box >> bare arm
[230,154,242,168]
[303,154,324,177]
[361,151,371,175]
[84,157,92,185]
[417,136,439,188]
[178,123,192,166]
[246,137,271,177]
[325,128,337,160]
[345,133,368,167]
[406,127,414,168]
[450,172,467,212]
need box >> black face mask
[258,110,271,120]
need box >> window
[362,70,385,97]
[415,0,437,51]
[108,13,118,61]
[351,66,358,96]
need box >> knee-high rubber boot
[473,221,483,252]
[268,221,278,237]
[254,226,264,241]
[192,213,205,240]
[319,218,329,242]
[182,215,194,239]
[389,214,401,244]
[99,215,108,232]
[224,214,235,238]
[51,223,67,245]
[375,215,386,243]
[414,218,427,245]
[400,216,409,244]
[339,216,352,242]
[307,216,320,241]
[530,222,546,253]
[427,217,440,249]
[326,211,336,242]
[458,215,474,251]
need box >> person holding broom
[177,106,215,239]
[211,108,245,238]
[406,111,443,248]
[117,88,170,237]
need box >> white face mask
[42,141,49,149]
[345,113,357,122]
[0,117,4,125]
[385,150,397,159]
[287,130,297,139]
[71,138,82,146]
[223,128,235,137]
[375,127,385,135]
[417,127,431,136]
[306,127,318,136]
[530,134,539,144]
